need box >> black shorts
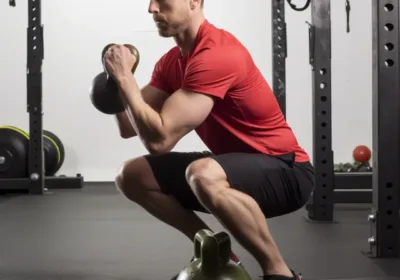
[144,151,315,219]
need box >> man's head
[149,0,204,38]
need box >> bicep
[161,89,215,137]
[141,84,169,113]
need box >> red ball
[353,145,371,163]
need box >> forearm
[115,111,137,138]
[116,75,167,149]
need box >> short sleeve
[182,49,240,99]
[149,54,171,93]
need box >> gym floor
[0,184,399,280]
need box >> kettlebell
[177,229,252,280]
[89,43,140,114]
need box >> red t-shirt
[149,20,310,162]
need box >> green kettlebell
[177,229,252,280]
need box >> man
[104,0,315,279]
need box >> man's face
[148,0,192,37]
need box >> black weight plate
[42,134,58,176]
[0,126,29,178]
[43,130,65,175]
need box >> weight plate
[43,130,65,176]
[42,135,58,176]
[0,126,29,178]
[0,125,29,138]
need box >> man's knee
[185,158,228,206]
[115,156,157,201]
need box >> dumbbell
[89,44,140,114]
[353,161,372,172]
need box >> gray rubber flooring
[0,183,399,280]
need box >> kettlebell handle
[101,43,140,74]
[123,44,140,73]
[194,229,232,277]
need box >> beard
[155,21,174,37]
[155,21,184,38]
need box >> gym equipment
[0,126,29,179]
[334,162,354,172]
[89,44,140,114]
[272,0,351,118]
[4,0,83,194]
[286,0,311,11]
[272,0,399,258]
[354,162,372,172]
[345,0,351,33]
[334,162,373,173]
[0,126,65,178]
[43,130,65,176]
[352,145,371,163]
[176,229,251,280]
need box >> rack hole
[385,43,394,51]
[385,59,395,67]
[384,4,394,11]
[385,23,394,31]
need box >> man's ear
[190,0,202,10]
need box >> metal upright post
[367,0,400,258]
[0,0,84,193]
[272,0,287,117]
[27,0,45,194]
[305,0,334,222]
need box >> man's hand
[104,45,137,81]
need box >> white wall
[0,0,372,181]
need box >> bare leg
[187,158,293,277]
[115,157,212,241]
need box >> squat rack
[272,0,400,258]
[1,0,83,193]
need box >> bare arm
[114,48,237,153]
[117,75,216,154]
[115,84,169,139]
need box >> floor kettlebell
[89,43,140,115]
[176,229,252,280]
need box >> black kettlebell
[89,43,140,114]
[176,229,252,280]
